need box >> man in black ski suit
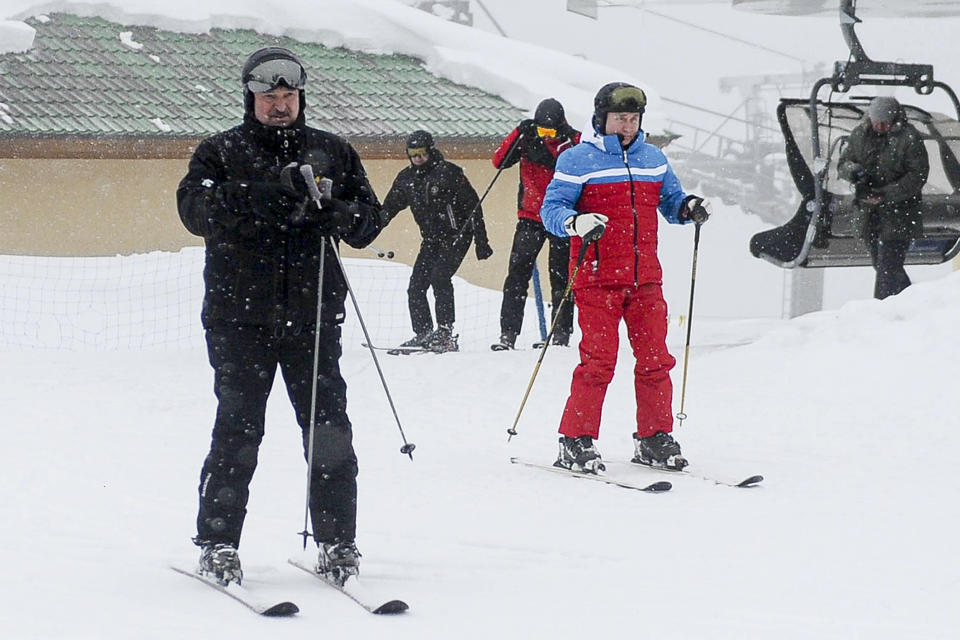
[381,130,493,353]
[177,46,383,586]
[491,98,580,351]
[838,96,929,299]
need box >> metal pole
[299,164,416,460]
[507,230,601,441]
[531,263,547,342]
[675,221,702,428]
[298,237,326,550]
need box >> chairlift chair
[749,0,960,268]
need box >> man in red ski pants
[540,82,711,474]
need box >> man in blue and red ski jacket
[540,82,711,474]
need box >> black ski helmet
[241,46,307,115]
[593,82,646,134]
[406,129,434,150]
[534,98,565,129]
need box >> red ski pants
[559,283,676,440]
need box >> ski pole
[298,227,327,550]
[531,263,547,342]
[300,165,416,460]
[452,130,527,245]
[507,227,602,441]
[676,220,703,428]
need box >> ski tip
[737,475,764,488]
[373,600,409,615]
[644,481,673,493]
[262,602,300,616]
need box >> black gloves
[518,118,537,137]
[242,181,302,225]
[847,164,872,186]
[557,122,576,140]
[679,195,711,224]
[280,162,313,199]
[314,197,360,237]
[475,241,493,260]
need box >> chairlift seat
[750,99,960,268]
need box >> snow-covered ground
[2,255,959,638]
[2,1,960,637]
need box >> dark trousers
[499,217,572,338]
[867,232,912,299]
[408,235,471,335]
[196,322,357,548]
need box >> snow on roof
[0,19,35,52]
[1,0,665,130]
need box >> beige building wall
[0,157,539,291]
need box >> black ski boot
[317,540,361,585]
[388,331,432,355]
[554,435,605,474]
[491,332,517,351]
[632,431,688,470]
[426,325,459,353]
[399,332,431,349]
[197,541,243,586]
[533,332,570,348]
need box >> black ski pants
[408,235,471,335]
[499,217,572,339]
[867,229,912,299]
[196,321,357,548]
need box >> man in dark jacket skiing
[540,82,710,474]
[381,130,493,353]
[491,98,580,351]
[177,46,383,586]
[838,96,929,299]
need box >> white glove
[682,196,711,224]
[563,212,609,239]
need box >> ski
[170,564,299,617]
[611,460,763,488]
[509,457,672,492]
[361,342,433,356]
[287,557,409,615]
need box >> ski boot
[631,431,688,471]
[426,325,459,353]
[316,540,361,586]
[388,331,432,355]
[533,332,570,349]
[491,331,517,351]
[554,435,605,474]
[197,541,243,586]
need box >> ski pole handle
[300,164,332,204]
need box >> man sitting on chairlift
[838,96,929,299]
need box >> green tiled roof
[0,13,524,140]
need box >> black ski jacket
[177,112,382,331]
[381,149,490,248]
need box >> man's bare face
[253,87,300,127]
[605,111,641,146]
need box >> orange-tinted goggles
[536,126,558,138]
[407,147,429,158]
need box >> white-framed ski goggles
[244,58,306,93]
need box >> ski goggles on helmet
[536,126,558,138]
[244,57,306,93]
[608,85,646,112]
[407,147,429,158]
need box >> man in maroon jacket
[491,98,580,351]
